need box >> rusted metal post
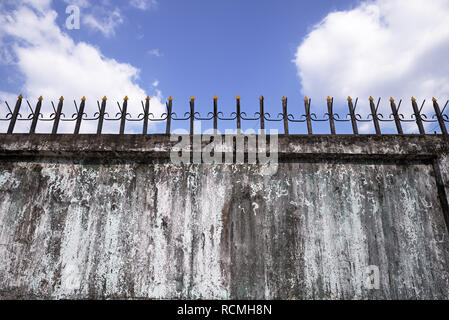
[369,96,381,135]
[97,96,107,135]
[119,96,128,135]
[282,96,289,134]
[327,96,335,135]
[347,97,358,135]
[30,96,43,134]
[142,96,150,135]
[432,97,447,136]
[213,95,218,133]
[236,96,241,133]
[411,97,425,134]
[51,96,64,135]
[259,96,265,131]
[74,97,85,135]
[389,97,403,134]
[190,96,195,135]
[166,96,172,135]
[7,94,23,134]
[305,97,312,135]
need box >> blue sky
[1,0,449,134]
[52,0,358,104]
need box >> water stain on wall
[0,158,449,299]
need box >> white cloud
[84,8,124,37]
[147,48,162,57]
[0,1,165,133]
[294,0,449,121]
[130,0,158,11]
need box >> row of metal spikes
[1,95,448,135]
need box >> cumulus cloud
[294,0,449,124]
[0,1,165,133]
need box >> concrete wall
[0,134,449,299]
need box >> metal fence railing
[1,95,448,135]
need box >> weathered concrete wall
[0,134,449,299]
